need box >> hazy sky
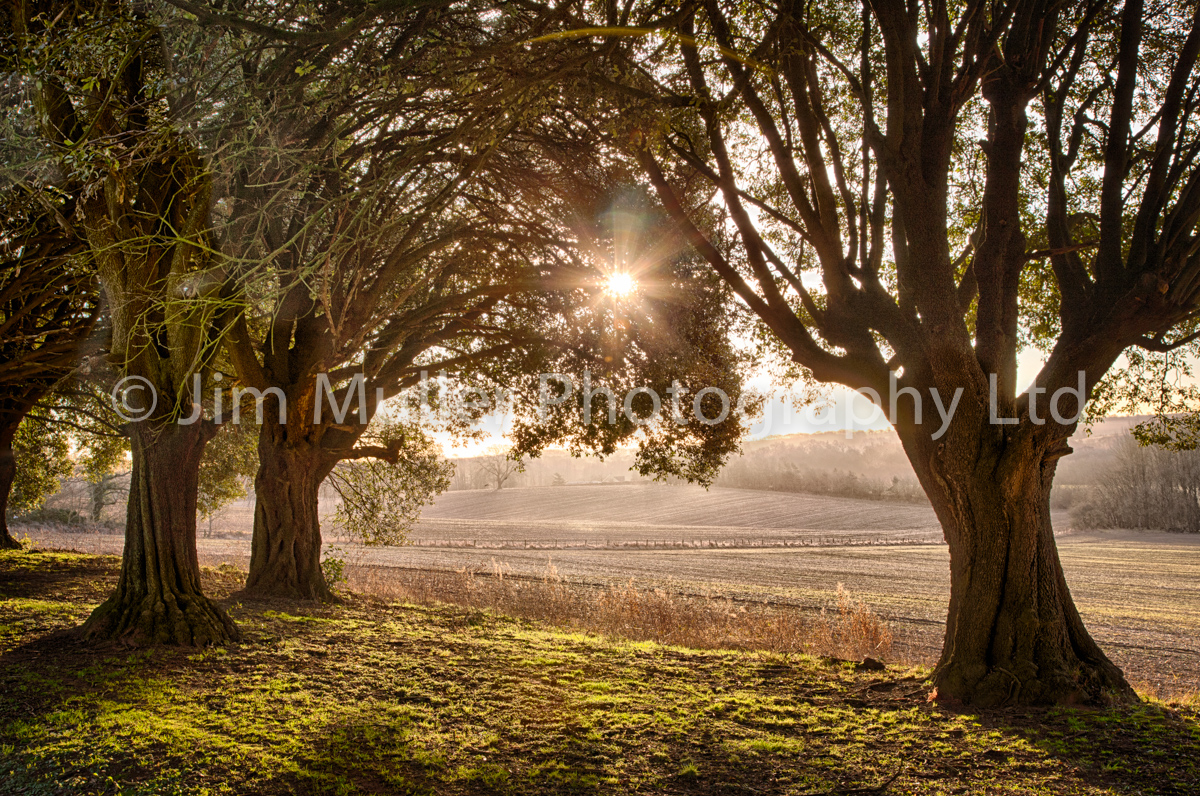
[439,349,1053,457]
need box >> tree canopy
[6,0,1198,710]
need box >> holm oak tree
[553,0,1200,705]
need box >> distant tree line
[1069,439,1200,533]
[715,458,927,504]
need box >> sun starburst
[604,271,637,298]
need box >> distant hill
[441,418,1150,495]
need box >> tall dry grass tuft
[1130,679,1200,709]
[808,583,893,661]
[344,562,894,661]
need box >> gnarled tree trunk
[83,420,238,645]
[903,413,1131,707]
[242,417,335,601]
[0,415,19,550]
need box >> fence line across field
[405,534,945,550]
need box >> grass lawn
[1,549,1197,795]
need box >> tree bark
[82,420,238,645]
[241,416,336,601]
[0,416,20,550]
[903,415,1132,707]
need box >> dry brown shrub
[344,563,894,661]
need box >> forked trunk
[82,420,238,645]
[242,420,334,601]
[907,422,1131,706]
[0,416,19,550]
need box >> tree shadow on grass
[251,709,905,796]
[967,699,1200,796]
[0,549,119,600]
[0,555,249,760]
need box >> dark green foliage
[326,419,454,547]
[8,418,70,517]
[197,421,258,525]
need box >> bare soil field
[337,532,1200,694]
[407,486,946,548]
[421,484,940,529]
[196,484,948,546]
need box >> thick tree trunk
[82,420,238,645]
[907,421,1132,707]
[242,418,335,601]
[0,417,19,550]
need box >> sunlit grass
[2,551,1198,795]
